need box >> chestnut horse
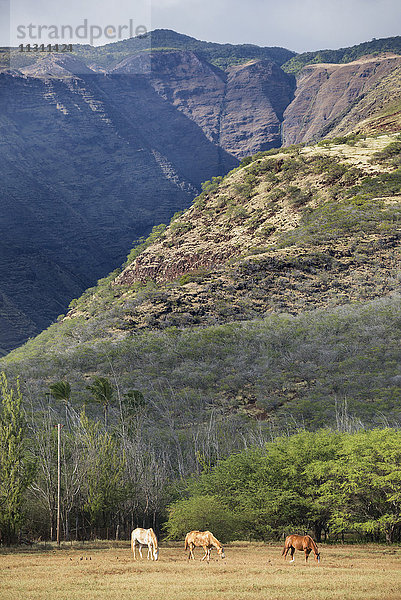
[185,530,225,562]
[131,527,159,561]
[282,534,320,563]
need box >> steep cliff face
[282,54,401,144]
[0,56,238,353]
[220,60,295,156]
[112,50,295,158]
[2,41,401,353]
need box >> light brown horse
[282,534,320,563]
[131,527,159,561]
[185,530,225,562]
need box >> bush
[165,495,241,542]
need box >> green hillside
[80,28,295,70]
[3,133,401,429]
[282,35,401,74]
[1,133,401,545]
[4,29,295,72]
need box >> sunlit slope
[3,134,401,427]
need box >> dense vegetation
[3,136,401,430]
[84,29,296,70]
[3,295,401,429]
[166,429,401,544]
[282,35,401,74]
[2,372,401,545]
[1,137,401,545]
[7,31,401,74]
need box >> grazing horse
[185,530,225,562]
[131,527,159,561]
[282,534,320,563]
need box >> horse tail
[131,530,134,554]
[184,533,189,550]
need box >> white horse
[131,527,159,561]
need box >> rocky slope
[1,33,401,352]
[10,133,401,348]
[3,134,401,428]
[106,135,401,328]
[282,54,401,144]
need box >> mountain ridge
[3,133,401,428]
[1,32,401,351]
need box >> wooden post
[57,423,61,547]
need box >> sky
[1,0,400,52]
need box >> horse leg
[147,544,151,560]
[201,545,209,561]
[283,546,289,560]
[305,548,311,563]
[189,543,195,560]
[138,544,143,559]
[290,547,295,562]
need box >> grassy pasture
[1,542,401,600]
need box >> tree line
[166,429,401,544]
[0,373,266,544]
[1,373,401,545]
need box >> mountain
[0,52,238,354]
[4,133,401,427]
[282,35,401,74]
[5,29,295,72]
[282,54,401,145]
[1,33,401,352]
[111,49,295,157]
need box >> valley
[1,32,401,351]
[0,29,401,549]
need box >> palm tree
[86,377,113,427]
[49,381,71,422]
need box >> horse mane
[306,535,319,553]
[207,531,222,549]
[149,527,158,549]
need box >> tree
[331,429,401,543]
[165,495,240,542]
[0,373,35,544]
[86,377,113,427]
[80,413,125,537]
[173,431,343,541]
[49,381,71,404]
[49,380,71,423]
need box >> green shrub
[165,495,241,542]
[125,223,167,265]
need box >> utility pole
[56,423,62,547]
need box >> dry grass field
[1,542,401,600]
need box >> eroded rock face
[220,60,295,157]
[0,58,238,352]
[282,55,401,145]
[112,51,296,158]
